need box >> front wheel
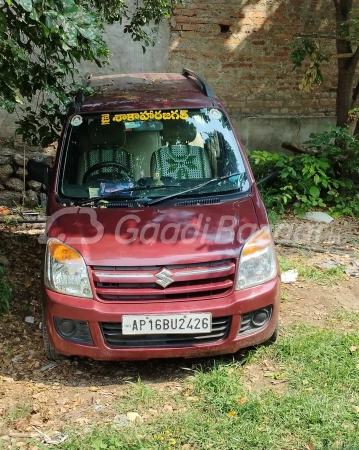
[42,315,65,361]
[263,321,279,346]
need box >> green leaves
[0,0,181,146]
[0,11,7,35]
[62,21,79,48]
[290,39,328,92]
[13,0,33,12]
[309,185,320,197]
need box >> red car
[28,69,281,360]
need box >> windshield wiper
[145,172,244,206]
[75,185,180,206]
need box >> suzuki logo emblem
[155,268,174,288]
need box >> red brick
[181,24,202,31]
[182,10,197,17]
[190,17,211,24]
[229,11,245,18]
[173,17,187,23]
[238,18,252,25]
[168,0,338,117]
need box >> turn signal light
[48,241,82,263]
[242,228,272,257]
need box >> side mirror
[27,158,53,188]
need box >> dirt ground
[1,216,359,447]
[273,214,359,252]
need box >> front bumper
[43,276,281,360]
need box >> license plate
[122,313,212,335]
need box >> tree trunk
[334,0,358,132]
[336,64,356,129]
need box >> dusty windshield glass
[60,108,249,200]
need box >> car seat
[82,120,133,182]
[151,121,212,180]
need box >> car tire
[42,315,65,361]
[263,321,279,346]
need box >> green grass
[279,255,346,284]
[332,310,359,332]
[48,325,359,450]
[5,401,31,425]
[34,205,45,215]
[112,376,190,415]
[117,377,156,411]
[0,265,11,315]
[267,209,281,231]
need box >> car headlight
[236,227,277,290]
[45,239,93,298]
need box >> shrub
[248,126,359,217]
[306,126,359,177]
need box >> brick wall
[169,0,337,118]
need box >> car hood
[47,197,259,266]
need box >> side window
[204,132,220,178]
[217,132,240,175]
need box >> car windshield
[59,108,250,200]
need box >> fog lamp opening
[239,306,272,335]
[54,316,93,345]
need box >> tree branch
[281,142,319,156]
[330,52,354,58]
[293,33,351,41]
[332,0,339,8]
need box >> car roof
[80,72,215,113]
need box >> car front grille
[91,259,236,302]
[101,316,231,348]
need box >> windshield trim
[56,185,253,208]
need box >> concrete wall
[234,116,336,151]
[80,22,170,76]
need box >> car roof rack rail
[182,68,216,99]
